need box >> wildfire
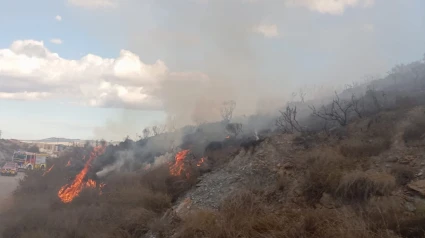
[99,183,106,195]
[85,179,96,188]
[169,150,190,177]
[66,160,71,167]
[225,136,230,139]
[57,146,105,203]
[42,165,54,176]
[197,157,206,167]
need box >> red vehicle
[1,162,18,176]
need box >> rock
[386,156,399,163]
[399,156,415,164]
[404,202,416,212]
[282,162,293,169]
[407,180,425,197]
[175,198,193,219]
[417,170,424,177]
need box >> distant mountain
[37,137,82,143]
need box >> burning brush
[42,165,54,177]
[168,150,207,179]
[58,146,106,203]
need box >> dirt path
[0,173,24,212]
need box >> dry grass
[336,171,396,203]
[391,165,415,186]
[301,149,348,204]
[0,159,201,238]
[403,113,425,145]
[340,138,391,158]
[173,190,398,238]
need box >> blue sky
[0,0,424,140]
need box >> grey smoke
[96,150,133,178]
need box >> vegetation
[3,57,425,237]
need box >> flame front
[99,183,106,195]
[169,150,190,177]
[197,157,205,167]
[66,160,71,167]
[58,146,105,203]
[85,179,96,188]
[42,165,54,176]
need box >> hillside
[0,139,25,165]
[2,58,425,237]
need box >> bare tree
[351,94,364,118]
[309,92,353,126]
[344,81,359,91]
[142,127,151,139]
[290,92,297,102]
[220,100,236,123]
[151,124,167,136]
[152,125,161,136]
[275,106,304,133]
[365,86,382,112]
[225,123,243,137]
[299,88,307,103]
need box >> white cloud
[285,0,375,15]
[55,15,62,21]
[68,0,117,9]
[252,24,279,38]
[0,40,208,109]
[50,38,63,45]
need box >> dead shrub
[301,149,348,204]
[403,114,425,144]
[397,217,425,238]
[175,210,221,238]
[340,138,391,158]
[395,95,416,109]
[175,190,395,238]
[276,169,289,191]
[336,171,396,202]
[391,165,415,185]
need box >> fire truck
[12,151,47,171]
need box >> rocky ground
[175,134,296,212]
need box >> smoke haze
[86,0,425,140]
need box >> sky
[0,0,424,140]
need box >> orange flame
[197,157,206,167]
[99,183,106,195]
[66,160,71,167]
[85,179,96,188]
[225,136,230,139]
[58,146,105,203]
[42,165,54,176]
[169,150,190,177]
[99,183,106,189]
